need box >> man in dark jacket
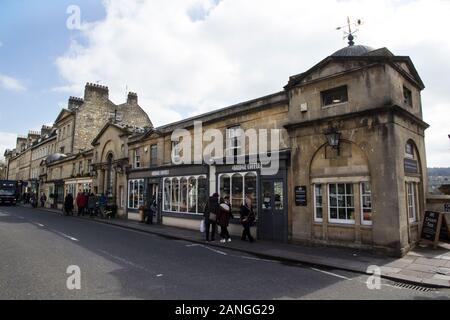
[64,193,74,216]
[203,193,220,242]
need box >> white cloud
[0,132,17,161]
[55,0,450,166]
[0,74,26,92]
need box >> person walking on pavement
[240,196,255,243]
[76,191,87,216]
[87,192,97,217]
[98,193,107,219]
[40,193,47,208]
[203,193,220,242]
[217,196,232,243]
[64,193,74,216]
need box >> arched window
[163,178,171,211]
[180,177,188,212]
[219,174,231,199]
[188,177,197,213]
[171,178,179,211]
[231,173,244,213]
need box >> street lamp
[324,126,341,155]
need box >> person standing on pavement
[98,193,107,219]
[217,196,232,243]
[240,196,255,243]
[87,192,97,217]
[64,193,74,216]
[203,193,220,242]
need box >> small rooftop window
[403,86,413,107]
[321,86,348,107]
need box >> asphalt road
[0,205,449,300]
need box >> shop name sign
[151,170,170,177]
[231,163,262,171]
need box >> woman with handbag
[203,193,220,242]
[240,196,255,243]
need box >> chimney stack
[84,82,109,101]
[127,92,138,105]
[68,96,84,111]
[40,125,53,137]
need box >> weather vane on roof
[336,17,363,46]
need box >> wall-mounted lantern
[324,126,341,155]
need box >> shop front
[213,151,290,241]
[127,165,209,226]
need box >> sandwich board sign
[420,211,450,248]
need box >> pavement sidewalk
[35,205,450,288]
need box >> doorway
[258,179,287,242]
[148,182,159,223]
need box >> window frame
[406,182,417,223]
[321,85,349,107]
[134,149,141,168]
[327,182,355,225]
[403,86,413,107]
[171,141,181,163]
[313,184,323,223]
[150,144,158,167]
[162,175,207,215]
[360,181,373,226]
[218,171,258,216]
[128,179,144,209]
[225,125,242,157]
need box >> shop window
[180,178,188,212]
[314,184,323,222]
[231,173,244,212]
[361,182,372,225]
[197,176,208,213]
[188,177,197,213]
[163,178,171,211]
[328,183,355,224]
[245,172,257,208]
[171,178,180,211]
[226,126,242,157]
[403,86,413,107]
[219,171,257,215]
[220,174,231,199]
[150,144,158,167]
[321,85,348,107]
[162,176,207,214]
[128,179,144,209]
[406,182,417,222]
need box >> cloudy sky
[0,0,449,166]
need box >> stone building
[91,42,428,257]
[5,41,429,257]
[4,83,152,208]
